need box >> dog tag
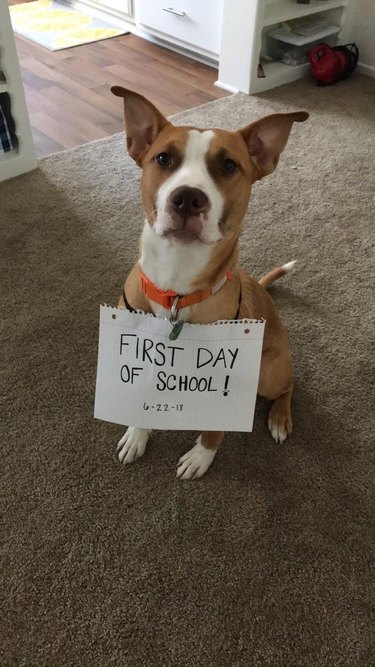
[169,319,184,340]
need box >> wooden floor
[11,9,228,158]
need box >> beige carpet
[1,74,374,666]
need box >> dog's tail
[258,260,296,289]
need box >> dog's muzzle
[163,186,211,242]
[168,186,210,220]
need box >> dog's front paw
[177,438,217,480]
[117,427,151,465]
[268,406,292,444]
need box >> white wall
[347,0,375,76]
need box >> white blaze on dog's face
[111,86,309,248]
[153,129,223,245]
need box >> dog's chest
[140,222,211,314]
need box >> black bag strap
[344,43,359,61]
[333,43,359,80]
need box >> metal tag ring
[170,296,180,322]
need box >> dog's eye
[156,152,172,167]
[221,158,237,174]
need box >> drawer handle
[163,7,186,17]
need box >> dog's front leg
[117,427,152,465]
[177,431,223,480]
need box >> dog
[111,86,308,479]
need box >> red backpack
[309,43,359,86]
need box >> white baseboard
[214,80,239,94]
[357,62,375,79]
[132,27,218,67]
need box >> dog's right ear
[111,86,170,166]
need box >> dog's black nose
[170,187,209,218]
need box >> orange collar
[140,270,234,310]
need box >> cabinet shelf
[267,23,340,45]
[0,148,18,163]
[263,59,309,75]
[255,59,310,92]
[263,0,348,27]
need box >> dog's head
[112,87,308,246]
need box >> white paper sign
[94,306,265,432]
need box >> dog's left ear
[111,86,170,166]
[239,111,309,180]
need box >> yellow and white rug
[10,0,129,50]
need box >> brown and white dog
[111,86,308,479]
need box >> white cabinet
[137,0,224,60]
[0,2,36,182]
[218,0,353,94]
